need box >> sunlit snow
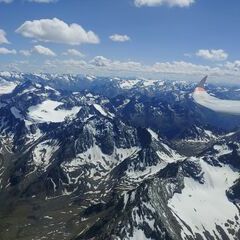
[28,100,81,123]
[32,140,59,169]
[0,81,17,95]
[168,158,239,240]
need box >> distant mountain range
[0,72,239,240]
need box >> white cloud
[151,61,216,74]
[19,50,31,56]
[44,59,87,68]
[27,0,57,3]
[224,60,240,72]
[4,54,240,83]
[134,0,194,7]
[196,49,228,61]
[43,57,142,75]
[0,0,13,3]
[0,47,16,54]
[16,18,100,45]
[63,49,84,57]
[90,56,142,70]
[92,56,141,68]
[0,29,9,44]
[109,34,131,42]
[89,56,226,77]
[20,56,221,76]
[41,59,88,73]
[184,53,192,58]
[90,56,112,67]
[32,45,56,56]
[0,0,56,3]
[48,57,240,79]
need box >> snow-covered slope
[169,157,239,240]
[28,100,81,123]
[0,80,17,95]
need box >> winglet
[197,75,208,88]
[195,76,208,92]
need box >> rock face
[0,72,239,240]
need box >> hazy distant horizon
[0,0,240,84]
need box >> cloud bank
[35,56,240,79]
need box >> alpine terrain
[0,72,239,240]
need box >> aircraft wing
[197,75,207,88]
[193,76,240,115]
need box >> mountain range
[0,72,239,240]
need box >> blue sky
[0,0,240,82]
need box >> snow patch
[32,140,59,169]
[119,80,141,89]
[93,104,108,116]
[147,128,159,141]
[130,228,149,240]
[0,81,17,95]
[93,104,114,118]
[214,144,233,157]
[28,100,81,123]
[62,145,139,180]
